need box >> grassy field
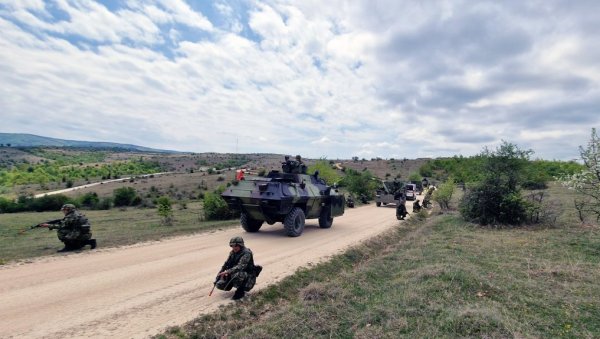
[0,202,238,263]
[158,185,600,339]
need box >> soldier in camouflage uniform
[293,155,307,174]
[215,236,261,300]
[413,199,422,213]
[41,204,96,252]
[423,186,436,208]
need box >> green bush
[113,187,138,207]
[340,168,377,198]
[203,192,233,220]
[459,142,530,225]
[156,196,174,225]
[308,159,341,185]
[78,192,100,209]
[433,178,455,210]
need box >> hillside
[0,133,176,153]
[0,148,428,201]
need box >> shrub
[308,159,341,185]
[433,178,455,210]
[78,192,100,209]
[113,187,138,207]
[460,142,531,225]
[203,192,233,220]
[156,196,174,225]
[29,194,71,212]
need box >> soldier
[295,155,307,174]
[281,155,295,173]
[359,193,368,204]
[215,236,261,300]
[423,186,436,208]
[40,204,96,252]
[396,202,408,220]
[413,199,422,213]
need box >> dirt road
[0,202,413,338]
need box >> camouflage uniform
[216,237,260,299]
[292,155,307,174]
[281,155,297,174]
[413,200,422,212]
[396,203,408,220]
[423,187,435,208]
[48,204,94,251]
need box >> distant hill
[0,133,177,153]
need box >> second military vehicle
[221,157,345,237]
[375,180,406,207]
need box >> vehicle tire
[240,212,263,232]
[283,207,305,237]
[318,207,333,229]
[376,201,381,207]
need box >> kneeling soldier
[41,204,97,252]
[215,236,262,300]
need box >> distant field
[0,202,239,263]
[159,183,600,338]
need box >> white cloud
[0,0,599,160]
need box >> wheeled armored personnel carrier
[375,180,406,207]
[221,160,345,237]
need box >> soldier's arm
[47,220,65,230]
[225,252,252,275]
[220,253,235,273]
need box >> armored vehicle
[221,159,345,237]
[375,180,406,207]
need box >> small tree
[561,128,600,222]
[433,177,455,210]
[156,196,174,225]
[460,141,531,225]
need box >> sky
[1,0,599,161]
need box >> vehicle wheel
[318,207,333,229]
[376,201,381,207]
[240,212,263,232]
[284,207,305,237]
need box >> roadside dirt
[0,201,416,338]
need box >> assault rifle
[19,219,62,234]
[209,275,219,296]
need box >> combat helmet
[61,203,76,211]
[229,236,245,247]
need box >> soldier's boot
[57,244,73,252]
[232,288,245,300]
[88,239,97,249]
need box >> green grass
[157,199,600,338]
[0,202,238,262]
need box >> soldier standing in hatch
[215,236,261,300]
[40,204,96,252]
[294,155,307,174]
[282,155,295,173]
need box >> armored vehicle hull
[221,170,345,237]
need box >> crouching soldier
[215,236,262,300]
[396,202,408,220]
[413,200,422,213]
[40,204,97,252]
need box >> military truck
[375,180,406,207]
[221,160,345,237]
